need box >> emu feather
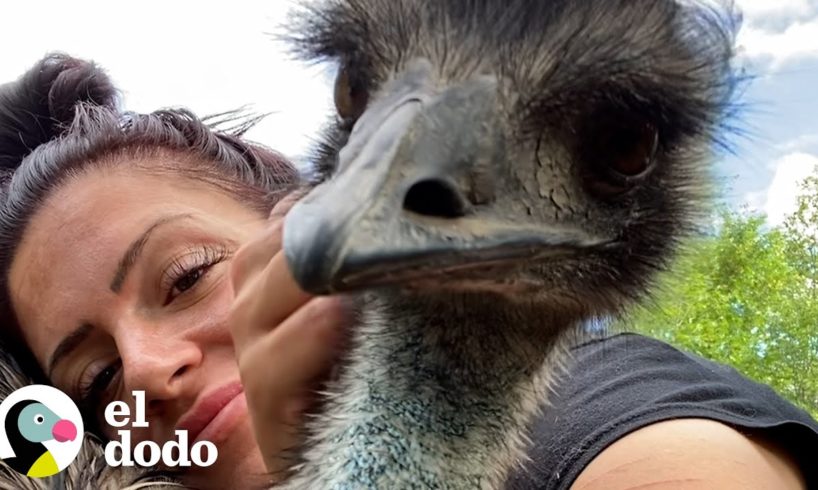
[279,0,740,488]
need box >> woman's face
[8,159,271,488]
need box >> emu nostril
[403,179,467,218]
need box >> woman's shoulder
[506,332,818,489]
[574,417,807,489]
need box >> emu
[279,0,739,488]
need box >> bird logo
[0,385,83,478]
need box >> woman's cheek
[170,270,236,345]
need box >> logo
[103,390,217,468]
[0,385,83,478]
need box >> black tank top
[506,333,818,489]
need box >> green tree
[625,171,818,419]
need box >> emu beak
[284,60,600,294]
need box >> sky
[1,0,816,226]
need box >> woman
[0,54,815,490]
[0,53,344,489]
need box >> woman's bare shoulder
[572,417,806,490]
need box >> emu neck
[285,291,573,489]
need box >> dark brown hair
[0,53,300,381]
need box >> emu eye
[582,113,659,199]
[334,66,369,125]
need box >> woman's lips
[176,381,246,444]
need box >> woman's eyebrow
[109,212,193,293]
[48,322,92,378]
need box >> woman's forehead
[15,169,194,277]
[13,162,255,270]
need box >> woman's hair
[0,53,301,381]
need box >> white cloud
[760,152,818,225]
[777,133,818,153]
[736,0,812,19]
[0,0,332,160]
[737,18,818,67]
[732,0,818,68]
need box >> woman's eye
[172,267,206,296]
[165,265,213,305]
[162,244,231,305]
[78,358,122,409]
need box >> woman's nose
[116,327,203,412]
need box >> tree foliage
[624,171,818,419]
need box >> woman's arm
[573,418,806,490]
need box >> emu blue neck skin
[281,293,575,489]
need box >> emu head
[284,0,738,318]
